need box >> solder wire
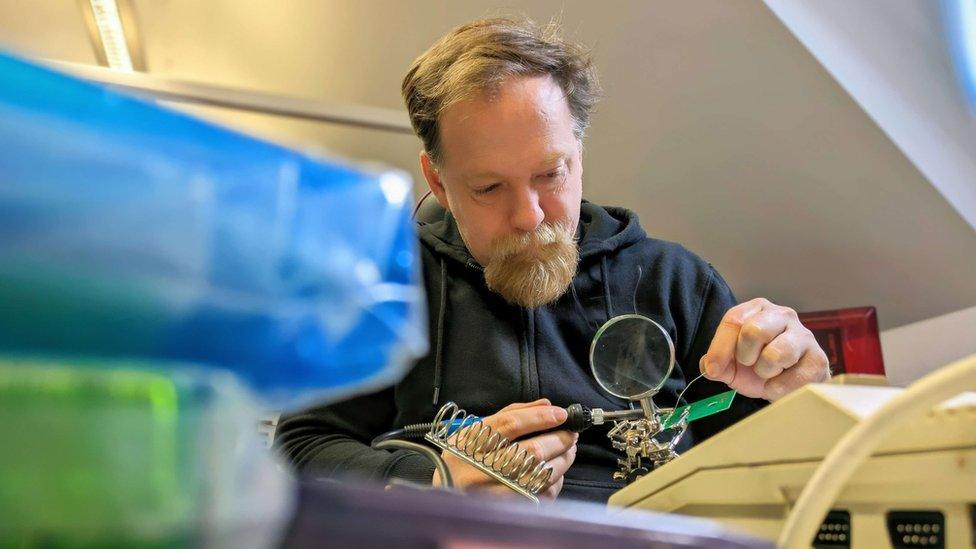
[664,372,705,425]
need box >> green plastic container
[0,358,292,548]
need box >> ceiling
[1,0,974,330]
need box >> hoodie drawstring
[600,256,614,321]
[432,258,447,405]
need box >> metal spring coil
[428,401,553,495]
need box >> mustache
[488,220,577,261]
[483,221,579,309]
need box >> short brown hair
[401,17,601,164]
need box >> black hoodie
[276,202,766,503]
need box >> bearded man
[276,17,830,503]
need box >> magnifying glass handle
[638,396,656,419]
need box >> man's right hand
[431,398,578,500]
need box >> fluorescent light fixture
[79,0,146,72]
[944,0,976,110]
[89,0,132,71]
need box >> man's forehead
[464,152,570,180]
[435,74,578,176]
[440,76,570,135]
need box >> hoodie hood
[416,200,651,408]
[417,200,648,266]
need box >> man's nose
[510,187,545,233]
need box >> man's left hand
[700,298,830,401]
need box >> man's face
[423,75,583,264]
[420,75,584,306]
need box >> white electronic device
[609,370,976,548]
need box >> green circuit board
[662,390,737,429]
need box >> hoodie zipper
[521,307,541,402]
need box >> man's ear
[420,151,450,210]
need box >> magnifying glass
[589,314,675,418]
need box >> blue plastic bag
[0,52,428,408]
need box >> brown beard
[483,221,579,308]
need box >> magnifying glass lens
[589,314,675,400]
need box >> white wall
[759,0,976,385]
[2,0,974,331]
[881,305,976,387]
[764,0,976,232]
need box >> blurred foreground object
[0,358,293,547]
[0,50,426,546]
[282,480,769,548]
[0,51,427,408]
[943,0,976,110]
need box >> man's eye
[474,184,499,195]
[544,170,564,180]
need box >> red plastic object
[798,306,885,376]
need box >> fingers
[539,436,577,479]
[752,330,805,379]
[702,298,767,382]
[700,355,767,398]
[483,404,568,440]
[483,430,576,486]
[525,434,578,500]
[763,346,830,401]
[497,398,550,413]
[735,308,792,367]
[541,475,564,500]
[515,430,578,463]
[445,430,579,499]
[703,298,833,401]
[443,402,579,500]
